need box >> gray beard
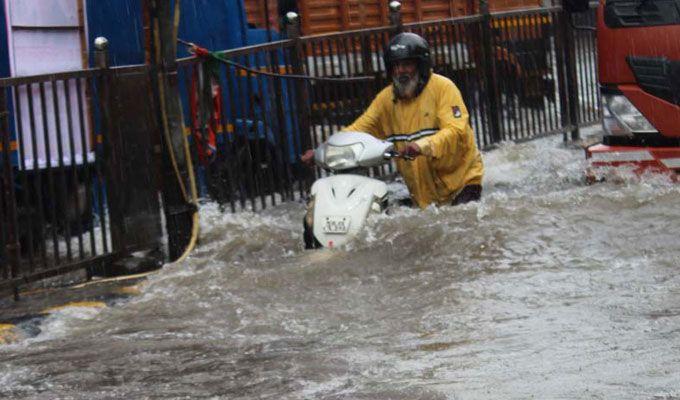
[392,75,419,99]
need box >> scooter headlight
[324,143,364,170]
[603,94,657,136]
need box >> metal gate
[0,64,163,298]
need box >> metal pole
[389,1,403,35]
[558,10,580,141]
[94,37,110,69]
[480,0,502,143]
[94,36,126,257]
[0,89,22,300]
[148,0,194,261]
[263,0,273,42]
[286,12,313,190]
[565,13,581,141]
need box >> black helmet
[384,32,432,94]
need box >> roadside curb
[0,273,152,345]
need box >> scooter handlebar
[383,150,415,161]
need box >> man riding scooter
[302,32,484,247]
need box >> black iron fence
[1,4,599,296]
[1,70,112,296]
[0,64,163,298]
[178,5,600,210]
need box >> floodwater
[2,133,680,399]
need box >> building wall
[244,0,542,35]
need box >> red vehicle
[569,0,680,180]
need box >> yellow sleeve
[415,82,470,159]
[342,90,387,138]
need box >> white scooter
[304,131,401,249]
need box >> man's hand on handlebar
[400,143,421,160]
[301,149,315,166]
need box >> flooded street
[1,133,680,399]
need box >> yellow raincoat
[344,73,484,208]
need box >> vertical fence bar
[63,78,85,260]
[223,62,250,210]
[51,79,73,262]
[541,13,554,133]
[508,16,523,141]
[76,76,103,257]
[535,13,548,135]
[477,17,491,146]
[555,11,569,139]
[545,12,557,132]
[563,10,580,140]
[96,54,126,255]
[526,14,540,137]
[307,40,326,180]
[94,46,114,255]
[515,14,530,139]
[267,45,294,202]
[254,52,277,206]
[13,86,37,268]
[287,13,313,194]
[233,58,258,210]
[323,39,338,129]
[452,22,473,145]
[281,44,306,197]
[75,77,94,257]
[440,22,454,77]
[0,152,7,285]
[320,39,336,132]
[534,13,547,136]
[309,40,327,144]
[482,1,501,144]
[360,32,373,77]
[342,37,356,122]
[1,88,21,299]
[549,10,563,132]
[0,97,7,283]
[38,82,61,265]
[26,85,48,270]
[242,54,266,210]
[493,16,508,141]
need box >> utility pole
[145,0,195,261]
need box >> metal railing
[1,69,112,296]
[179,4,600,210]
[0,63,163,298]
[1,4,600,296]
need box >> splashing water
[1,134,679,400]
